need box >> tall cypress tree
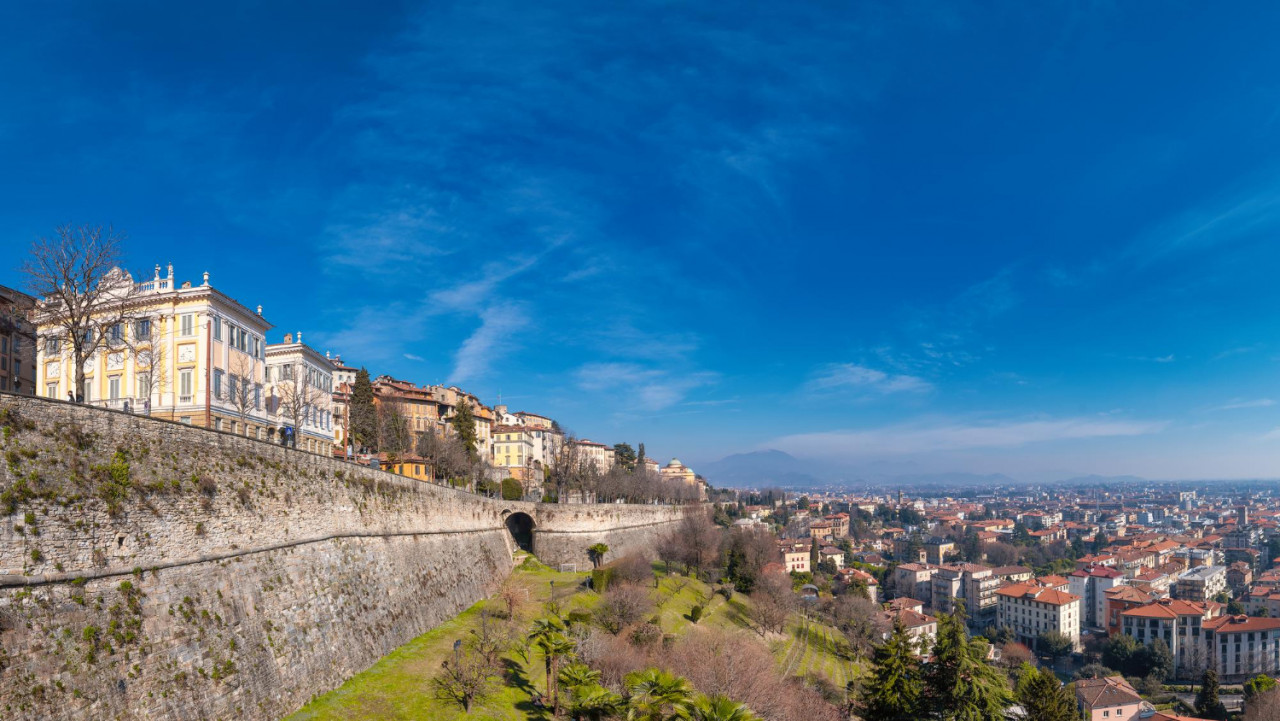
[860,618,924,721]
[451,399,479,462]
[349,368,377,451]
[1014,664,1075,721]
[1195,668,1228,720]
[924,602,1013,721]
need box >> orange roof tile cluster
[1074,676,1142,709]
[1204,614,1280,634]
[995,581,1080,606]
[1121,598,1215,619]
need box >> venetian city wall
[0,393,693,720]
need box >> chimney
[284,333,292,344]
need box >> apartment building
[1175,566,1227,603]
[1070,565,1126,629]
[892,563,936,606]
[0,285,36,394]
[924,537,955,565]
[492,424,540,484]
[1120,598,1221,674]
[1203,614,1280,682]
[574,439,616,472]
[780,541,809,573]
[931,563,999,624]
[996,581,1082,650]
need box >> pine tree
[1195,668,1228,720]
[349,368,377,451]
[1014,664,1075,721]
[636,442,646,468]
[451,399,479,462]
[924,603,1013,721]
[859,618,923,721]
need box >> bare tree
[418,429,473,483]
[377,396,413,457]
[431,611,509,712]
[130,314,168,414]
[675,512,722,578]
[1248,687,1280,721]
[276,361,324,447]
[22,225,140,402]
[594,583,655,634]
[227,353,257,435]
[749,571,796,636]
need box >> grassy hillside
[286,557,858,720]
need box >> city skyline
[5,3,1280,479]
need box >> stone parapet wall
[0,393,693,720]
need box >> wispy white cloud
[806,363,932,395]
[771,417,1167,457]
[450,303,530,385]
[1126,354,1177,363]
[403,353,424,362]
[576,362,717,412]
[1211,398,1274,412]
[1212,345,1260,361]
[1131,184,1280,263]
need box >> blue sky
[4,2,1280,480]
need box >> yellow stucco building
[35,265,277,437]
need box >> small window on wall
[213,317,222,341]
[181,314,194,336]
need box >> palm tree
[545,634,578,715]
[560,662,603,690]
[687,694,759,721]
[568,683,625,721]
[528,616,566,700]
[625,668,694,721]
[588,543,610,568]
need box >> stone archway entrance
[504,511,535,553]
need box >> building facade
[35,266,276,435]
[996,581,1083,650]
[264,333,335,454]
[0,285,36,394]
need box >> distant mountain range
[694,449,1146,490]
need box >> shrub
[500,478,523,501]
[689,604,703,623]
[93,451,132,513]
[595,583,654,634]
[628,622,663,648]
[591,568,615,593]
[611,554,654,586]
[194,475,215,494]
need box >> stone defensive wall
[0,393,695,720]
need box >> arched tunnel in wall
[504,511,535,553]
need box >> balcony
[179,395,194,404]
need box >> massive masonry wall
[0,394,693,720]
